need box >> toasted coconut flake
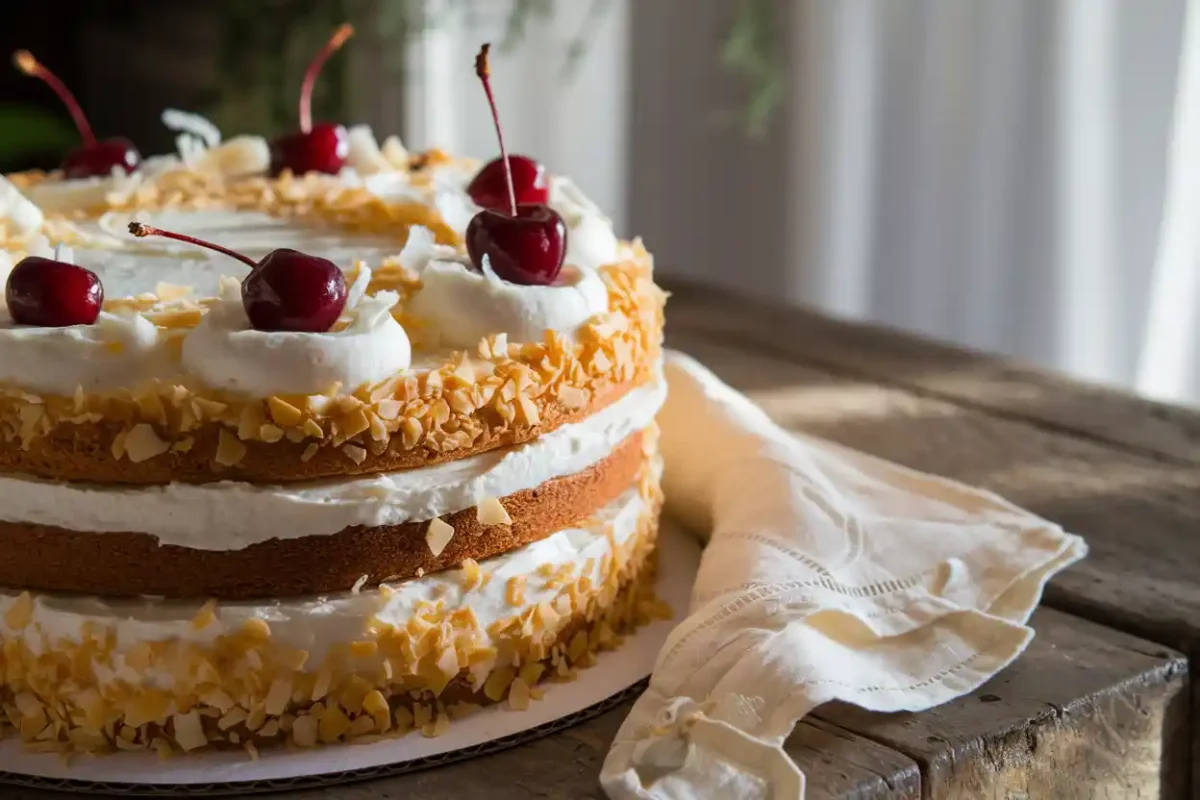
[342,443,367,464]
[171,711,206,751]
[476,497,512,526]
[191,599,217,630]
[508,677,531,710]
[215,429,247,466]
[292,714,319,747]
[4,591,33,630]
[425,517,454,557]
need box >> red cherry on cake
[127,223,347,333]
[61,138,139,181]
[6,256,103,327]
[269,24,355,177]
[468,155,548,211]
[271,123,348,178]
[240,250,348,332]
[467,205,566,285]
[465,44,566,287]
[13,50,141,179]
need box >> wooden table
[15,281,1199,798]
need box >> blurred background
[4,0,1200,404]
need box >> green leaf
[0,105,79,162]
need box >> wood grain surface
[1,712,920,800]
[255,714,921,800]
[816,608,1189,799]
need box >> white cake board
[0,521,701,795]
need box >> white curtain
[784,0,1195,398]
[406,0,1200,404]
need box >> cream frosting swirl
[0,176,43,235]
[0,311,177,396]
[409,250,609,349]
[549,175,623,269]
[344,125,409,176]
[418,165,622,270]
[180,267,411,396]
[0,244,182,396]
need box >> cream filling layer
[0,472,656,692]
[0,378,665,549]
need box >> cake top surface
[0,116,650,397]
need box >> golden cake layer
[0,430,646,599]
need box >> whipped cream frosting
[0,378,664,548]
[0,245,183,395]
[182,267,410,396]
[0,475,653,689]
[548,175,623,269]
[408,162,623,271]
[409,252,609,350]
[163,109,270,178]
[0,176,43,236]
[344,125,409,176]
[0,235,414,396]
[0,310,176,396]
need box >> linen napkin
[601,351,1088,799]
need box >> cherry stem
[474,43,517,217]
[13,50,96,149]
[299,24,355,134]
[127,222,257,270]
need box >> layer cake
[0,41,666,756]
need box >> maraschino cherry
[13,50,140,180]
[127,223,347,333]
[464,44,566,287]
[468,155,548,211]
[269,24,355,177]
[6,255,103,327]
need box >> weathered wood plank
[0,709,919,799]
[267,710,917,799]
[664,279,1200,466]
[788,718,921,799]
[816,608,1189,799]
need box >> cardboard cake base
[0,521,702,795]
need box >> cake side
[0,252,663,484]
[0,429,648,598]
[0,451,664,755]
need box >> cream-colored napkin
[601,351,1087,799]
